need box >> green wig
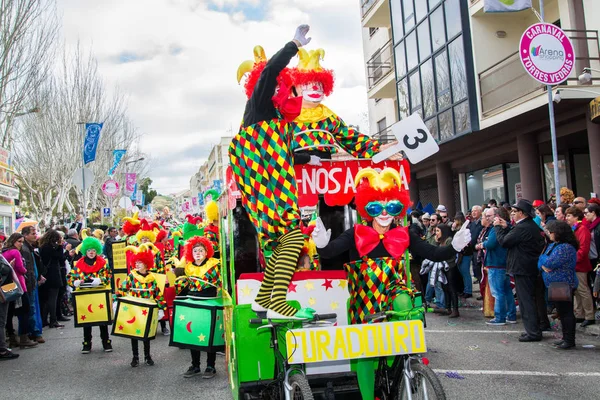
[80,236,103,255]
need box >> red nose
[312,85,319,91]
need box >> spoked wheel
[397,361,446,400]
[289,374,314,400]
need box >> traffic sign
[102,180,120,197]
[119,196,133,210]
[103,207,111,218]
[72,167,95,190]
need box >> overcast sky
[57,0,370,195]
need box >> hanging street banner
[102,179,120,197]
[125,173,137,193]
[484,0,531,13]
[130,183,138,203]
[83,123,103,164]
[198,192,204,206]
[0,147,10,169]
[519,23,575,85]
[108,149,127,176]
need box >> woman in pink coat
[3,233,38,348]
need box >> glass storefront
[542,155,568,200]
[391,0,474,143]
[466,164,505,209]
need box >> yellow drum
[112,296,159,340]
[72,286,113,328]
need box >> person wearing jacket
[587,204,600,298]
[478,208,516,325]
[565,206,595,327]
[39,229,69,329]
[67,236,113,353]
[494,200,546,342]
[433,224,461,318]
[20,226,44,344]
[3,233,38,349]
[538,220,578,349]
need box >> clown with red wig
[290,48,380,163]
[174,236,221,379]
[229,25,315,319]
[118,243,166,367]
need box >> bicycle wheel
[289,373,314,400]
[396,361,446,400]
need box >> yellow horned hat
[237,45,295,99]
[292,48,334,96]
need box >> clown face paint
[298,82,324,105]
[193,245,207,263]
[135,260,147,274]
[374,201,395,227]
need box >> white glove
[311,217,331,248]
[158,310,165,320]
[451,220,471,252]
[308,155,322,166]
[112,301,118,316]
[293,24,311,46]
[91,277,101,287]
[73,279,82,288]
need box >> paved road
[5,303,600,399]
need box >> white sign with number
[372,114,439,164]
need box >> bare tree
[13,44,146,225]
[0,0,58,149]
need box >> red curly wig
[290,68,335,97]
[131,249,155,269]
[243,61,295,99]
[354,179,411,222]
[155,229,168,243]
[183,236,214,263]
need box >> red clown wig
[237,45,295,99]
[122,212,141,236]
[183,236,214,263]
[126,243,157,269]
[291,48,335,97]
[354,168,411,222]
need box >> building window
[377,117,387,134]
[369,27,379,37]
[392,0,473,141]
[543,155,568,200]
[466,164,505,209]
[372,50,383,81]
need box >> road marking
[434,369,600,377]
[427,330,556,335]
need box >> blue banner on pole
[198,193,204,206]
[83,123,103,164]
[108,149,126,176]
[130,183,137,203]
[213,179,222,193]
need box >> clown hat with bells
[182,214,204,241]
[126,243,159,271]
[122,212,142,237]
[135,220,161,243]
[291,48,334,99]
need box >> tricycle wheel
[289,374,314,400]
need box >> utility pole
[77,122,87,229]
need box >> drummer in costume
[118,243,166,367]
[313,168,472,400]
[154,228,175,336]
[229,24,314,319]
[67,237,113,354]
[175,236,220,379]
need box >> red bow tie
[354,225,409,259]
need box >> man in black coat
[494,199,546,342]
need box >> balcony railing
[373,126,395,144]
[479,29,600,117]
[361,0,377,17]
[366,40,395,90]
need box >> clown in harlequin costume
[230,24,315,319]
[67,236,113,354]
[118,243,167,367]
[290,49,380,163]
[174,236,220,379]
[313,168,472,400]
[203,189,220,258]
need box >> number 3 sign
[372,114,440,164]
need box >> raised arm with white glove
[451,220,472,252]
[293,24,311,47]
[311,217,331,248]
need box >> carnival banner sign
[519,23,575,85]
[125,173,137,193]
[83,123,103,164]
[108,150,126,176]
[294,159,410,208]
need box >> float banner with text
[285,320,426,364]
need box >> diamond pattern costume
[119,271,166,310]
[174,259,221,294]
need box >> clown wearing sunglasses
[312,167,471,400]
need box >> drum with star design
[169,296,225,352]
[112,296,160,340]
[72,286,113,328]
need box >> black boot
[131,357,139,367]
[145,355,154,366]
